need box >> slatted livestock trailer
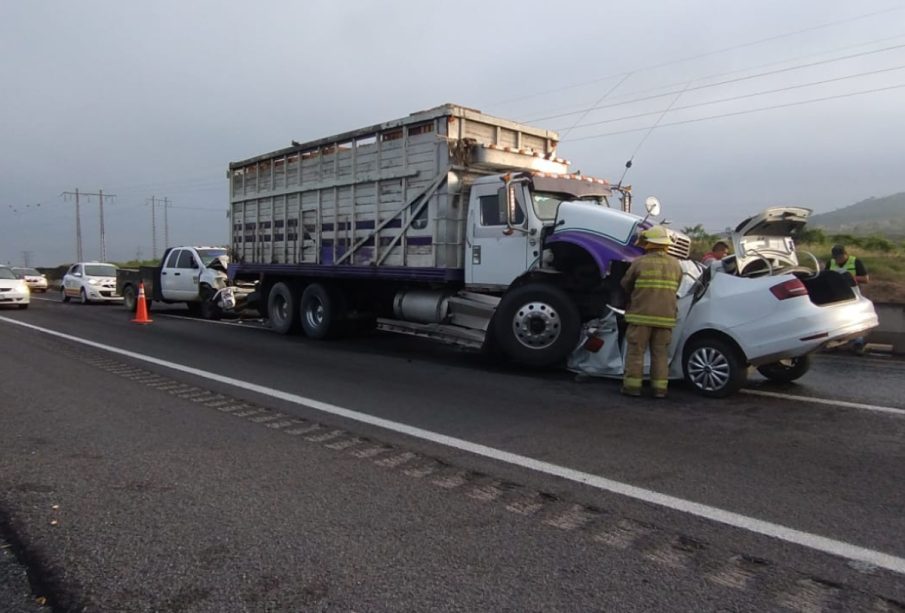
[228,104,689,366]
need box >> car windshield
[0,268,17,280]
[531,191,609,221]
[197,249,227,267]
[13,267,41,276]
[84,265,117,277]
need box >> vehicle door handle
[162,272,167,275]
[174,272,181,276]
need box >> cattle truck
[227,103,690,366]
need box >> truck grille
[667,231,692,260]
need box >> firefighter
[620,225,683,398]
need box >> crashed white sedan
[570,207,879,397]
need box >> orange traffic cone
[132,282,153,324]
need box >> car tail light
[770,278,808,300]
[583,336,604,352]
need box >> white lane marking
[742,389,905,417]
[3,316,905,576]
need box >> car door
[63,265,81,297]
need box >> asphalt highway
[1,297,904,612]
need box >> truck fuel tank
[393,289,454,324]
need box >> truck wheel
[300,283,343,339]
[756,355,811,383]
[200,298,221,321]
[494,283,580,367]
[683,336,747,398]
[123,285,137,312]
[267,282,299,334]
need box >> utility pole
[21,251,33,266]
[61,189,83,261]
[147,196,158,259]
[62,188,116,261]
[162,197,170,249]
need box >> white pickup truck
[116,246,250,319]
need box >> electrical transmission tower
[62,188,116,261]
[146,196,171,258]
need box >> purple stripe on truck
[545,230,643,277]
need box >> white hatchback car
[569,207,879,397]
[0,266,30,309]
[62,262,122,304]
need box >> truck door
[160,249,182,300]
[173,249,201,299]
[467,183,532,287]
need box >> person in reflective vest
[826,244,869,285]
[826,243,869,352]
[620,225,683,398]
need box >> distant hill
[809,192,905,238]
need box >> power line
[557,63,905,133]
[566,32,905,115]
[493,6,905,107]
[527,42,905,123]
[567,82,905,143]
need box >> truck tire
[683,336,747,398]
[494,283,580,367]
[200,298,221,321]
[756,355,811,383]
[267,282,299,334]
[122,285,137,312]
[300,283,343,339]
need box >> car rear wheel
[756,355,811,383]
[494,283,580,367]
[61,287,70,303]
[683,337,747,398]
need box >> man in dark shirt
[826,244,869,353]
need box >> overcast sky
[2,0,904,266]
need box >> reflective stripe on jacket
[829,256,857,276]
[620,250,683,329]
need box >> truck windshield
[197,249,228,266]
[85,265,117,277]
[531,192,609,221]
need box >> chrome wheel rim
[687,346,731,392]
[274,295,289,322]
[305,298,325,330]
[511,301,560,350]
